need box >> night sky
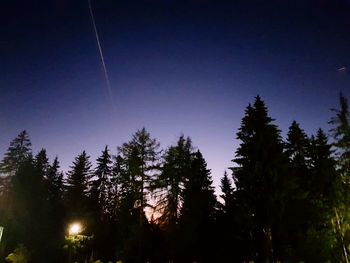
[2,0,350,189]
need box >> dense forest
[0,94,350,263]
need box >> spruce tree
[0,130,32,176]
[220,170,234,214]
[10,159,38,252]
[283,122,322,261]
[179,150,217,262]
[9,152,50,262]
[310,129,338,201]
[45,156,65,262]
[33,149,50,202]
[303,129,341,262]
[33,149,60,261]
[0,130,32,200]
[89,146,115,262]
[330,93,350,173]
[217,170,243,262]
[34,149,50,186]
[65,151,92,220]
[91,146,113,218]
[46,157,64,204]
[233,96,287,262]
[329,93,350,263]
[285,121,311,168]
[0,131,33,260]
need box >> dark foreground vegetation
[0,94,350,263]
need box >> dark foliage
[1,95,350,263]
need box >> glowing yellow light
[68,222,82,236]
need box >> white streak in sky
[337,66,347,72]
[88,0,116,109]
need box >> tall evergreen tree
[283,122,324,261]
[0,131,32,209]
[0,131,33,261]
[179,150,217,262]
[91,146,113,218]
[65,151,92,220]
[220,170,234,214]
[329,93,350,263]
[0,130,32,176]
[330,93,350,174]
[7,151,51,262]
[233,96,288,262]
[46,157,64,204]
[34,149,50,181]
[217,170,243,262]
[32,149,60,261]
[88,146,116,262]
[310,129,339,201]
[9,159,37,252]
[303,129,342,262]
[284,121,311,201]
[45,156,65,262]
[285,121,311,168]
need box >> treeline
[0,94,350,263]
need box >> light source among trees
[0,95,349,262]
[68,222,82,236]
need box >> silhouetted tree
[285,121,311,168]
[0,131,32,261]
[310,129,339,203]
[45,156,65,262]
[303,129,342,262]
[329,93,350,262]
[233,96,287,262]
[153,135,193,261]
[2,95,350,263]
[65,151,92,220]
[117,128,161,223]
[216,170,243,262]
[6,149,50,262]
[114,128,161,262]
[89,146,115,262]
[179,150,217,262]
[46,157,64,204]
[220,170,234,213]
[91,146,113,218]
[0,130,32,176]
[330,93,350,174]
[32,149,59,261]
[112,152,140,261]
[281,121,313,260]
[155,136,192,226]
[34,149,49,177]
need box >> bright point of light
[68,222,82,236]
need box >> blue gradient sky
[1,0,350,189]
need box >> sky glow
[1,0,350,191]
